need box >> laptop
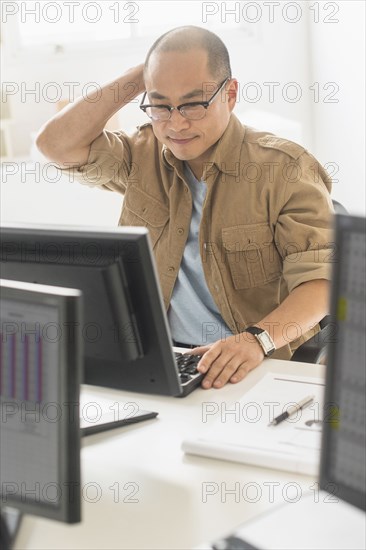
[203,214,366,550]
[0,223,204,397]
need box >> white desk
[14,358,324,550]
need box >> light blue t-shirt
[167,163,233,345]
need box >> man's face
[144,49,236,174]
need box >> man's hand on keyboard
[189,334,265,389]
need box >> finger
[196,346,223,374]
[188,344,212,356]
[230,355,261,382]
[200,352,235,388]
[211,358,244,388]
[229,364,250,384]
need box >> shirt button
[177,227,184,235]
[168,266,175,273]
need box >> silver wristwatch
[244,326,276,356]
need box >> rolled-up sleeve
[274,153,335,293]
[54,129,133,194]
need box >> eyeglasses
[139,78,230,121]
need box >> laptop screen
[320,214,366,511]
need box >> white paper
[182,373,325,475]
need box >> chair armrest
[291,324,333,364]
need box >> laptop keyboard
[174,352,204,396]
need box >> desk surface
[14,357,324,550]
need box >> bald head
[144,26,232,82]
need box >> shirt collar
[161,113,246,175]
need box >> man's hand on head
[190,334,265,389]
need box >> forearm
[256,279,330,349]
[36,64,145,163]
[193,279,330,389]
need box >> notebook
[182,372,325,475]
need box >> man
[36,26,333,389]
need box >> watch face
[245,327,276,356]
[259,332,272,348]
[257,332,275,354]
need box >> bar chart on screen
[0,299,60,405]
[0,330,44,404]
[0,298,64,503]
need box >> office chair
[291,324,332,364]
[291,200,347,364]
[332,200,348,215]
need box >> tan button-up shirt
[60,114,334,359]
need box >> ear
[226,79,238,110]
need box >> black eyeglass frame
[139,77,230,121]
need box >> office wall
[309,0,365,215]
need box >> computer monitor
[320,213,366,511]
[0,224,183,396]
[0,279,82,549]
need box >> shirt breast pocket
[222,223,282,289]
[120,186,169,249]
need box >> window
[2,1,255,55]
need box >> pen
[268,395,315,426]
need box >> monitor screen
[0,279,82,531]
[320,214,366,511]
[0,224,182,396]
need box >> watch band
[244,326,276,356]
[244,326,264,336]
